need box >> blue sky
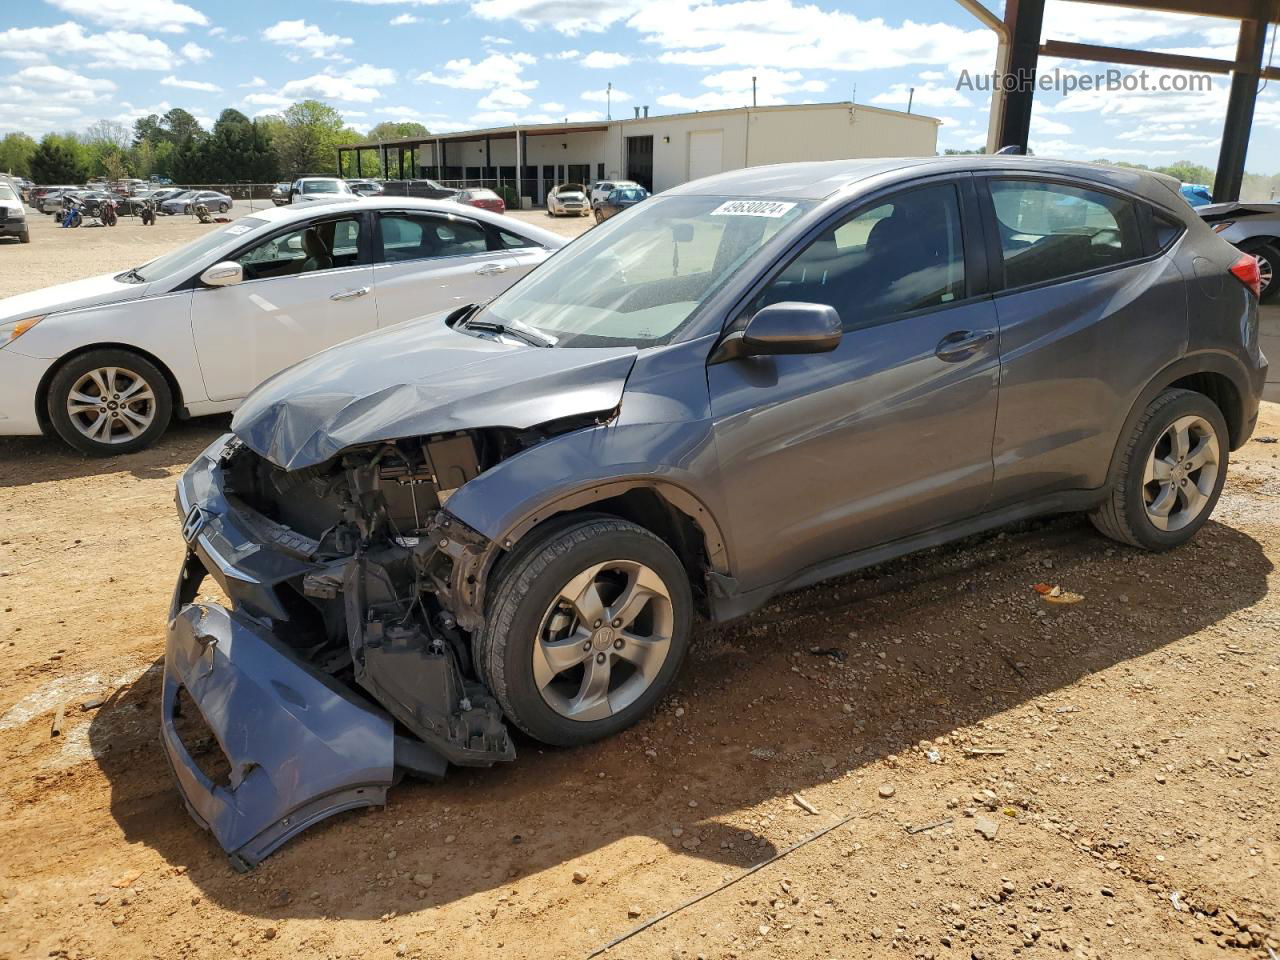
[2,0,1278,174]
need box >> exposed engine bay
[211,418,597,771]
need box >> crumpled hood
[232,313,637,470]
[0,272,148,325]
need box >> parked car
[0,197,565,455]
[117,187,181,216]
[409,178,460,200]
[290,176,354,204]
[590,178,640,206]
[1180,183,1213,207]
[149,175,174,184]
[38,187,80,215]
[1196,201,1280,302]
[547,182,589,216]
[593,184,649,223]
[161,190,233,215]
[270,182,292,206]
[0,180,29,243]
[346,178,384,197]
[158,156,1266,868]
[455,187,505,214]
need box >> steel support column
[997,0,1046,153]
[1214,18,1267,202]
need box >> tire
[19,230,29,244]
[47,349,173,456]
[217,201,228,213]
[594,210,603,224]
[1090,388,1229,550]
[474,516,693,747]
[1239,240,1280,303]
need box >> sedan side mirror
[200,261,243,287]
[711,301,842,363]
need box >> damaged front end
[163,425,561,868]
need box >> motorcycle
[61,195,118,228]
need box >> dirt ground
[0,205,1277,960]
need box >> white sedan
[0,197,564,455]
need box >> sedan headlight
[0,314,45,344]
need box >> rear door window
[989,179,1144,288]
[377,213,490,263]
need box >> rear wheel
[474,517,692,746]
[1239,240,1280,303]
[1090,388,1228,550]
[47,349,173,456]
[217,201,229,213]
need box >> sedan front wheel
[47,349,173,456]
[475,516,692,746]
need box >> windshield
[303,180,349,194]
[613,188,647,203]
[0,184,16,202]
[481,194,810,347]
[132,217,268,281]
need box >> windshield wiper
[117,267,146,284]
[464,317,555,348]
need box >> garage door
[688,130,723,182]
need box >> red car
[455,187,505,214]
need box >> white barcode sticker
[710,199,797,218]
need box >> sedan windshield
[480,194,810,347]
[131,217,268,281]
[303,180,348,194]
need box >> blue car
[1181,183,1213,208]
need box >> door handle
[330,286,370,302]
[475,262,509,276]
[935,329,995,361]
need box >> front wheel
[47,349,173,456]
[474,517,693,746]
[217,201,229,213]
[1090,388,1228,550]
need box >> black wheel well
[1166,371,1244,448]
[499,488,713,614]
[35,343,185,434]
[1237,236,1280,252]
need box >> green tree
[30,134,88,183]
[367,120,429,142]
[277,100,348,177]
[163,108,205,148]
[0,132,37,177]
[133,114,167,147]
[196,109,279,183]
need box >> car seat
[301,229,334,272]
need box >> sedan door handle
[330,286,370,302]
[475,262,509,276]
[935,329,995,361]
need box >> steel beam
[1214,18,1268,202]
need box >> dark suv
[163,157,1266,867]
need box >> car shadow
[0,415,230,489]
[89,514,1270,921]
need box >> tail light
[1229,253,1261,298]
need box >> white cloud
[0,22,179,70]
[481,34,513,45]
[478,87,532,109]
[547,49,581,60]
[581,86,631,102]
[262,20,354,60]
[658,68,825,111]
[278,64,396,103]
[870,81,971,109]
[580,50,632,69]
[1042,2,1215,45]
[469,108,603,126]
[161,74,221,92]
[416,52,536,91]
[181,41,211,62]
[209,26,226,37]
[629,1,993,73]
[473,0,640,35]
[9,65,117,99]
[240,76,267,88]
[390,13,421,25]
[44,0,208,34]
[1030,114,1071,136]
[540,101,566,112]
[242,92,293,111]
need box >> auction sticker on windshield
[710,200,797,218]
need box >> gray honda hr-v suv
[163,156,1266,867]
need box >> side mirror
[200,261,243,287]
[711,302,842,363]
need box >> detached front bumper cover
[163,569,395,870]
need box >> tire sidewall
[47,350,173,456]
[1121,392,1229,549]
[491,523,693,746]
[1242,242,1279,303]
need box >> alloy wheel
[65,366,157,445]
[1257,252,1274,296]
[534,560,675,721]
[1143,414,1220,532]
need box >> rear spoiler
[1197,202,1280,223]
